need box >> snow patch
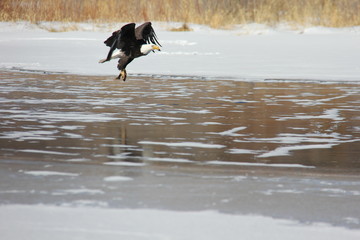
[277,109,345,121]
[258,144,336,158]
[207,161,315,168]
[22,171,79,177]
[144,157,192,163]
[216,126,247,136]
[104,161,146,167]
[103,176,133,182]
[53,189,104,195]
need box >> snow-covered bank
[1,205,360,240]
[1,21,359,81]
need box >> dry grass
[169,23,193,32]
[1,0,359,28]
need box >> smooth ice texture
[1,205,360,240]
[0,22,359,81]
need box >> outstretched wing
[102,23,136,62]
[104,30,120,48]
[135,22,162,47]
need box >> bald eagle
[99,22,161,81]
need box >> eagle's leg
[117,57,132,81]
[116,69,127,81]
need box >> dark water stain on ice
[1,70,360,228]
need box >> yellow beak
[152,45,161,51]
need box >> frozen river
[1,70,360,230]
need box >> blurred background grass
[1,0,359,28]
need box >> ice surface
[1,22,360,239]
[103,162,146,167]
[258,143,336,158]
[103,176,133,182]
[53,189,104,195]
[216,126,247,136]
[19,149,79,156]
[207,160,315,168]
[139,141,226,148]
[22,171,79,177]
[1,205,360,240]
[0,21,359,81]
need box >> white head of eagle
[99,22,162,81]
[140,44,161,55]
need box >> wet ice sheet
[0,71,360,229]
[1,71,358,169]
[1,205,360,240]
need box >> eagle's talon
[119,70,127,81]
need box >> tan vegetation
[0,0,359,28]
[169,23,193,32]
